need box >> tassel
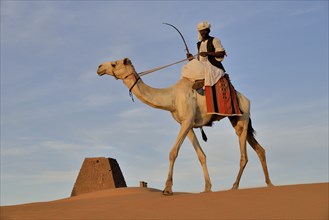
[129,91,135,102]
[200,127,208,142]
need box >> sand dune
[1,183,328,220]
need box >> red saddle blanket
[205,74,242,116]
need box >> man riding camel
[183,21,242,116]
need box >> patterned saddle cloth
[204,74,242,116]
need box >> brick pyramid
[71,157,127,196]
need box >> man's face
[199,28,210,40]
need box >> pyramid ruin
[71,157,127,196]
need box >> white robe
[181,59,225,87]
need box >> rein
[137,55,196,77]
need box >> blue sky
[1,1,328,205]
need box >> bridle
[112,68,140,102]
[127,73,140,102]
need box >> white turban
[197,21,211,41]
[197,21,211,31]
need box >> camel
[97,58,274,195]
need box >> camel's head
[97,58,135,79]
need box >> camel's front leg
[163,122,192,196]
[187,129,212,193]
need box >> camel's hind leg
[230,117,274,189]
[229,91,273,189]
[230,116,249,189]
[246,119,274,187]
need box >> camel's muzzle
[97,70,106,76]
[97,65,107,76]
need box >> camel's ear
[123,58,131,65]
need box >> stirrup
[196,88,205,96]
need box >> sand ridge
[1,183,328,220]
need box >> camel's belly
[169,91,214,128]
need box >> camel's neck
[122,73,175,111]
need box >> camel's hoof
[162,190,173,196]
[201,190,212,194]
[267,183,275,187]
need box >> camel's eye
[111,63,116,68]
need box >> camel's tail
[200,127,208,142]
[247,118,258,146]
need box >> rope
[137,54,197,77]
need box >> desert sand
[1,182,328,220]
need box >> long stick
[163,23,190,55]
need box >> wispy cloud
[288,4,325,16]
[2,170,77,185]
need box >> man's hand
[199,52,208,57]
[186,53,194,61]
